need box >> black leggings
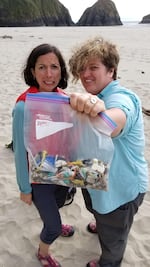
[82,189,145,267]
[32,184,68,244]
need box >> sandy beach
[0,23,150,267]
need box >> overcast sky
[60,0,150,22]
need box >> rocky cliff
[140,14,150,24]
[0,0,122,27]
[77,0,122,26]
[0,0,74,27]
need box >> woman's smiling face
[31,52,61,92]
[79,58,114,95]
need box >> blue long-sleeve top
[13,101,32,193]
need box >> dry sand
[0,24,150,267]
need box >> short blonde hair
[69,36,119,82]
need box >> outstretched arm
[69,92,126,137]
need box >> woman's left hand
[69,92,106,117]
[20,192,32,205]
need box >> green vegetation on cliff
[0,0,74,26]
[0,0,41,20]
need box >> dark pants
[82,189,145,267]
[32,184,69,244]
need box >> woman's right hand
[69,92,106,117]
[20,192,32,205]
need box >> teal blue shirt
[88,80,149,214]
[13,101,32,193]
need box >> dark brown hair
[23,43,68,89]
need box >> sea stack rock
[77,0,122,26]
[140,14,150,24]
